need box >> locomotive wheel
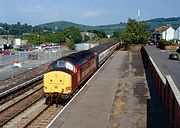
[45,97,50,105]
[45,96,53,105]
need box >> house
[0,35,15,50]
[0,39,13,50]
[81,32,97,40]
[174,26,180,40]
[156,24,175,41]
[150,24,175,44]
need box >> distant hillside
[143,17,180,32]
[38,17,180,34]
[38,21,126,34]
[38,21,89,31]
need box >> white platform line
[46,52,116,128]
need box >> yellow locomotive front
[44,71,73,104]
[44,71,72,94]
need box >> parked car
[169,53,179,60]
[176,47,180,54]
[0,50,14,55]
[28,52,38,60]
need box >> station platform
[47,51,150,128]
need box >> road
[145,45,180,90]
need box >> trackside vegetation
[112,19,150,45]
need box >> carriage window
[57,60,65,68]
[65,62,74,71]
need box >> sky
[0,0,180,26]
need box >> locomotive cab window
[49,63,55,70]
[57,60,65,68]
[65,62,74,71]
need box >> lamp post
[6,30,9,46]
[37,34,40,43]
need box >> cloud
[82,11,101,18]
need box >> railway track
[22,105,63,128]
[2,99,63,128]
[0,84,43,127]
[0,66,46,105]
[0,64,47,92]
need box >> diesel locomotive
[43,41,120,104]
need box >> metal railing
[0,46,68,67]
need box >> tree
[66,38,76,50]
[88,30,107,38]
[121,19,150,44]
[57,31,66,43]
[27,33,39,45]
[111,30,123,41]
[83,35,90,42]
[63,26,82,44]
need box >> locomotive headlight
[66,87,71,90]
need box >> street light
[6,30,9,45]
[37,34,40,42]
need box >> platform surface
[48,51,149,128]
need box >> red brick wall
[165,45,178,50]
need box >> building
[174,26,180,40]
[150,24,175,44]
[81,32,97,40]
[156,24,175,41]
[13,38,28,49]
[0,36,28,50]
[13,38,21,48]
[76,43,99,51]
[0,39,13,50]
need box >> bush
[66,38,76,50]
[159,39,174,49]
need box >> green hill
[143,17,180,32]
[38,21,89,31]
[38,21,126,34]
[38,17,180,34]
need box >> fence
[0,46,69,67]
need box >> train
[43,41,120,104]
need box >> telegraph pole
[137,9,141,23]
[137,9,141,43]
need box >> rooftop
[155,24,172,33]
